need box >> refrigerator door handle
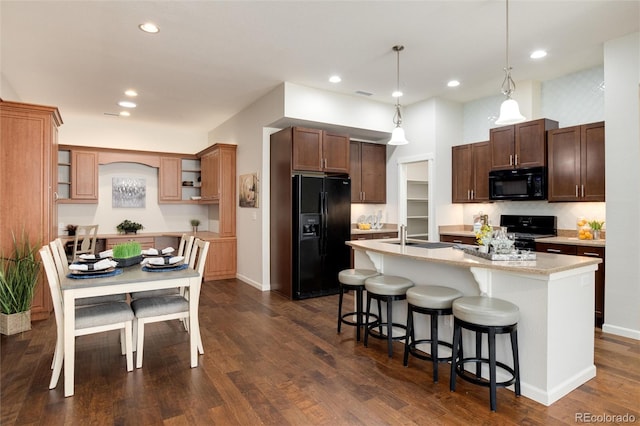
[322,191,329,255]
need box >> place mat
[142,263,189,272]
[68,268,123,279]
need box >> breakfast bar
[347,239,602,406]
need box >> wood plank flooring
[2,279,639,425]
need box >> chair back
[39,246,64,332]
[50,238,70,280]
[188,238,210,278]
[72,225,99,260]
[178,234,195,264]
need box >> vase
[593,230,600,240]
[192,226,198,234]
[478,245,488,253]
[0,311,31,335]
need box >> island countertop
[346,239,601,275]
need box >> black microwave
[489,167,547,201]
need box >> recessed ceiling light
[447,80,460,87]
[530,50,547,59]
[124,89,138,97]
[118,101,136,108]
[392,90,403,98]
[119,111,131,117]
[329,75,341,83]
[139,22,159,34]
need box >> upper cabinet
[57,146,98,203]
[452,141,490,203]
[198,143,237,237]
[290,127,350,173]
[548,121,605,202]
[350,141,386,203]
[490,118,559,170]
[158,156,201,203]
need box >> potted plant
[116,220,144,235]
[588,220,605,240]
[190,219,200,234]
[66,224,78,236]
[112,241,143,267]
[0,231,41,335]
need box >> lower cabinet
[202,237,237,281]
[535,242,605,327]
[105,236,155,250]
[440,234,477,245]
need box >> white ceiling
[1,1,638,134]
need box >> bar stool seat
[364,275,414,357]
[337,269,379,341]
[403,286,463,383]
[450,296,521,411]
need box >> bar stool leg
[511,329,521,396]
[355,287,363,342]
[430,312,439,382]
[475,331,482,378]
[386,297,394,357]
[364,293,372,348]
[450,321,461,392]
[489,328,497,411]
[337,285,345,334]
[403,305,414,366]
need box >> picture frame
[239,173,258,208]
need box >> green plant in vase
[116,220,143,234]
[112,242,142,259]
[190,219,200,234]
[588,220,605,240]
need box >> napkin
[69,259,117,271]
[142,247,175,256]
[79,249,113,260]
[141,256,184,266]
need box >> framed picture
[112,177,146,208]
[239,173,258,208]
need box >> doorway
[397,154,435,241]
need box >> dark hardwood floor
[2,279,639,425]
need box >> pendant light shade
[388,45,409,145]
[495,0,526,126]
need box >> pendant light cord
[393,45,404,126]
[501,0,516,98]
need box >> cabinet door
[200,150,219,201]
[489,126,515,170]
[204,238,237,280]
[576,245,605,327]
[360,142,386,203]
[472,141,491,201]
[349,142,362,202]
[440,234,476,245]
[548,126,581,201]
[71,150,98,201]
[581,122,605,202]
[452,144,472,202]
[292,127,323,172]
[534,242,577,255]
[158,157,182,202]
[218,146,236,237]
[515,119,547,168]
[322,131,349,173]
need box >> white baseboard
[602,323,640,340]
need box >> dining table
[60,265,201,397]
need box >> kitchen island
[347,239,602,406]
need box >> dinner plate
[70,266,116,275]
[142,253,173,258]
[77,257,113,263]
[144,261,184,269]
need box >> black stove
[499,215,557,250]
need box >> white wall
[602,32,640,339]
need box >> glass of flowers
[475,224,493,253]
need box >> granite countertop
[351,224,398,235]
[438,226,605,248]
[347,239,601,276]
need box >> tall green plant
[0,232,41,314]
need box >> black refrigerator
[292,174,351,299]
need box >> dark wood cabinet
[350,141,386,203]
[452,141,490,203]
[349,231,397,267]
[1,100,62,321]
[440,234,477,245]
[490,118,558,170]
[290,127,349,173]
[548,122,605,202]
[536,241,605,327]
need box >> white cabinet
[406,162,429,239]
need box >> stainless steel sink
[386,241,454,249]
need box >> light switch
[252,211,257,221]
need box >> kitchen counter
[351,224,398,236]
[347,238,600,406]
[439,227,606,248]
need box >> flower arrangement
[588,220,605,231]
[475,224,493,246]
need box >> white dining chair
[131,238,209,368]
[50,239,126,306]
[40,245,135,390]
[129,233,195,300]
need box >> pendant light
[495,0,525,126]
[388,45,409,145]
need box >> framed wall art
[239,172,258,208]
